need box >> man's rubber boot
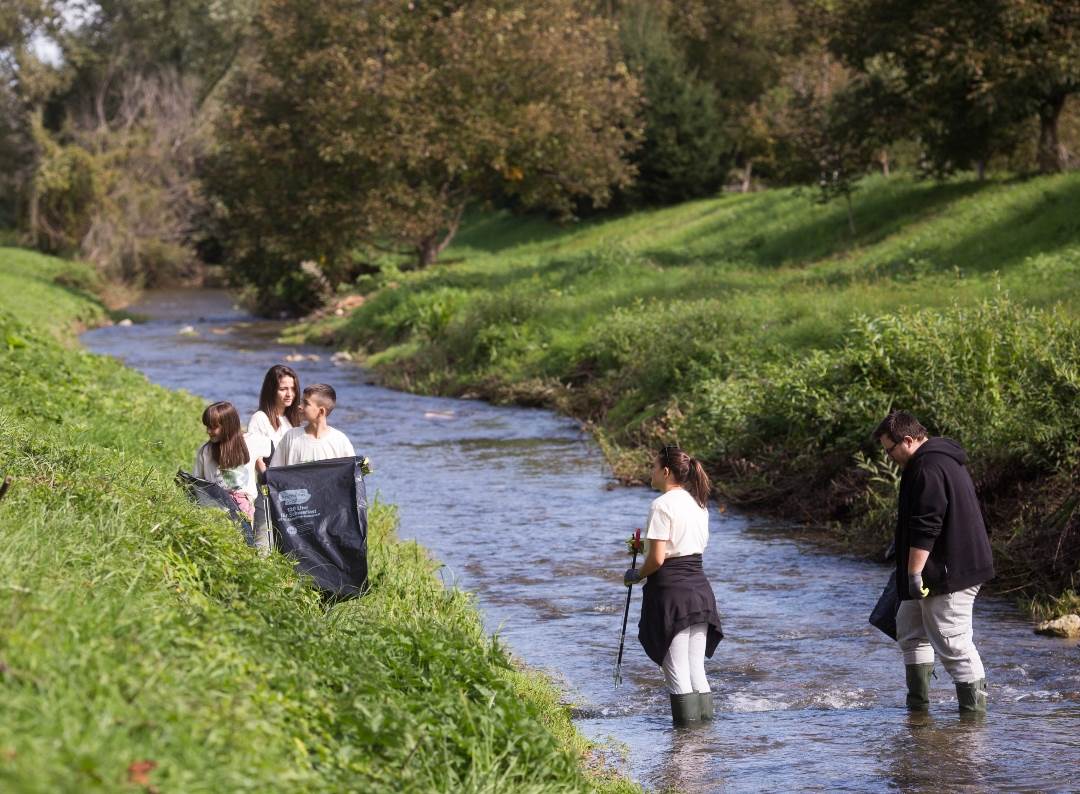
[695,692,714,721]
[955,679,987,713]
[905,663,933,710]
[669,693,701,726]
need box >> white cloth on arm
[193,435,259,499]
[269,426,355,467]
[246,410,293,444]
[645,488,709,559]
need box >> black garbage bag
[869,570,901,640]
[175,469,254,545]
[263,456,368,599]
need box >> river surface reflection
[84,290,1080,792]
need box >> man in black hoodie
[874,410,994,713]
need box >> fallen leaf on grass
[127,759,157,786]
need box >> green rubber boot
[955,679,987,713]
[695,691,714,721]
[669,693,701,726]
[905,663,934,711]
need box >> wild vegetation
[0,246,635,792]
[292,173,1080,617]
[3,2,1078,309]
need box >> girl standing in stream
[623,444,724,726]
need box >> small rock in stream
[178,325,197,336]
[1034,614,1080,638]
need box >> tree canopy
[208,0,641,307]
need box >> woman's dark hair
[258,364,301,430]
[202,401,250,469]
[658,445,712,508]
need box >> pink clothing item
[230,490,255,521]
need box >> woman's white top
[247,410,293,444]
[645,487,709,558]
[193,435,260,500]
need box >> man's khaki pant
[897,585,985,683]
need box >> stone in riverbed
[1034,614,1080,638]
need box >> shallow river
[83,290,1080,792]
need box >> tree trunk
[879,149,890,178]
[740,160,753,193]
[414,201,467,269]
[976,160,986,181]
[417,237,440,269]
[1038,94,1069,174]
[27,105,44,248]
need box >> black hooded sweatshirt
[895,437,995,600]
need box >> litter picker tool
[613,528,642,688]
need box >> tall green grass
[0,249,635,792]
[299,172,1080,611]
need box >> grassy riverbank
[293,172,1080,617]
[0,247,634,792]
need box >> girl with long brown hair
[623,444,723,726]
[194,401,257,519]
[247,364,301,444]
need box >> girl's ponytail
[657,445,712,508]
[685,457,712,509]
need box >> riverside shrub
[676,299,1080,481]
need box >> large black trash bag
[869,570,901,640]
[176,469,254,545]
[263,456,368,599]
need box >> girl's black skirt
[638,553,723,666]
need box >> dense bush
[678,299,1080,476]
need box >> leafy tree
[831,0,1080,175]
[614,1,732,205]
[765,53,881,233]
[209,0,641,309]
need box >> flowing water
[83,290,1080,792]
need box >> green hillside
[297,173,1080,615]
[0,247,633,793]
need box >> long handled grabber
[614,528,643,688]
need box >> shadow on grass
[928,177,1080,274]
[450,209,594,254]
[645,177,990,270]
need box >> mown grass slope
[0,247,634,793]
[296,173,1080,615]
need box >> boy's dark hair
[304,383,337,416]
[258,364,302,430]
[874,410,929,444]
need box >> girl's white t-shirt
[246,410,293,444]
[193,435,259,499]
[645,487,709,558]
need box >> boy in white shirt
[252,384,354,554]
[259,383,355,469]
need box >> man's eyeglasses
[883,439,902,457]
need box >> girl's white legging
[662,623,710,695]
